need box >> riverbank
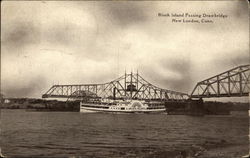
[1,98,79,111]
[1,98,249,115]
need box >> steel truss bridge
[191,64,250,98]
[42,72,189,101]
[42,65,249,101]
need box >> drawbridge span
[42,72,189,101]
[191,64,250,98]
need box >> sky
[1,1,249,102]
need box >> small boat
[80,99,166,113]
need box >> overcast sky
[1,1,249,101]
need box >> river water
[0,109,248,157]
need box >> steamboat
[80,99,166,113]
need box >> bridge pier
[165,99,205,115]
[186,98,205,115]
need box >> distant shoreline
[1,98,248,115]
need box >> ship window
[121,107,125,110]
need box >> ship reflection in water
[0,109,248,157]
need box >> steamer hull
[80,100,166,113]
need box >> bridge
[42,65,249,101]
[42,72,189,101]
[191,64,250,98]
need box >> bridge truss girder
[191,64,250,98]
[42,72,189,101]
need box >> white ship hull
[80,100,166,113]
[80,107,102,113]
[80,106,166,113]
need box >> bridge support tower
[186,98,205,115]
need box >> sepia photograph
[1,0,249,157]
